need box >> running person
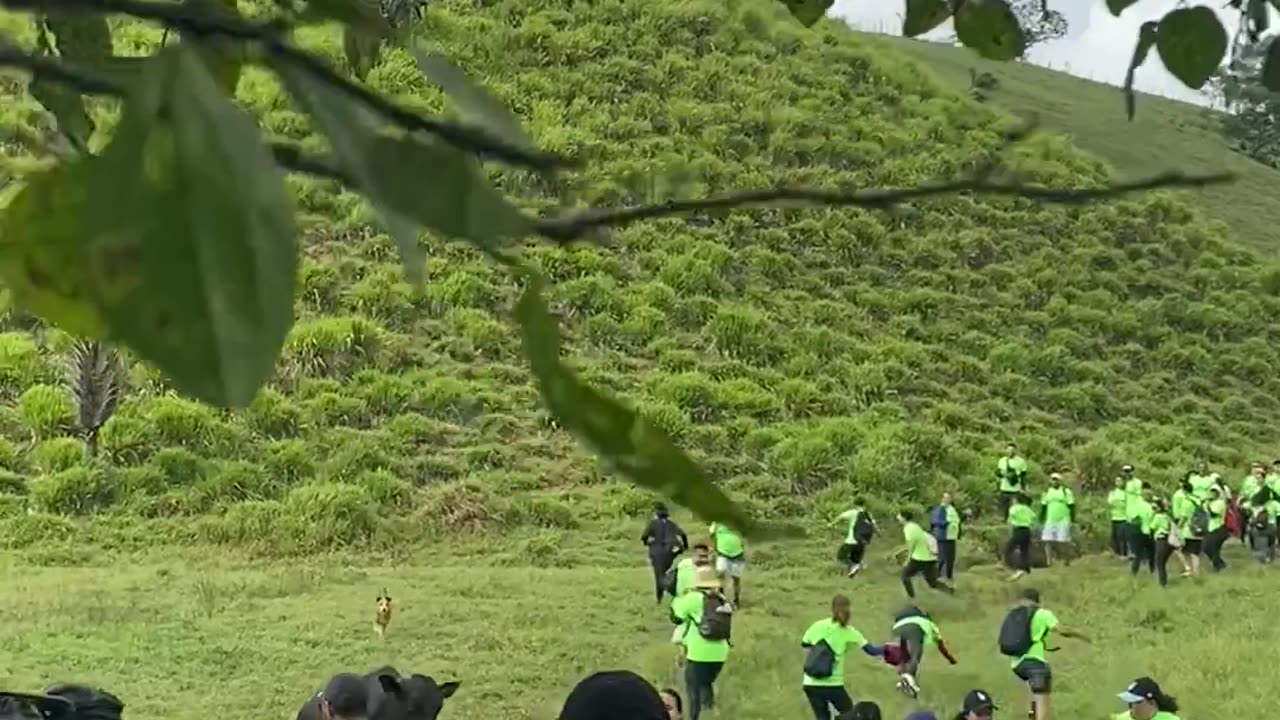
[1038,474,1074,566]
[799,594,884,720]
[834,501,876,578]
[1121,465,1144,559]
[642,503,688,604]
[1129,483,1156,576]
[1000,588,1090,720]
[888,605,958,698]
[1150,498,1175,587]
[671,567,732,720]
[1005,493,1035,581]
[1170,479,1198,578]
[1202,487,1229,572]
[708,522,745,606]
[897,509,954,599]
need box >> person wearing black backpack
[799,594,885,720]
[670,567,733,720]
[1202,487,1230,572]
[642,503,689,604]
[998,588,1089,720]
[834,500,877,578]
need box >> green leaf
[902,0,952,37]
[1123,21,1159,121]
[954,0,1026,61]
[778,0,834,27]
[82,46,297,407]
[414,50,533,150]
[276,60,424,282]
[297,0,391,35]
[513,274,758,535]
[0,160,105,338]
[1262,37,1280,91]
[43,14,113,63]
[342,25,383,81]
[181,0,244,95]
[1106,0,1141,16]
[1155,6,1228,90]
[28,77,94,150]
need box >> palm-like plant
[66,339,125,457]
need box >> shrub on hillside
[320,434,395,483]
[30,438,87,474]
[146,447,209,487]
[354,469,412,509]
[242,388,305,439]
[303,391,370,429]
[282,316,382,379]
[0,469,25,495]
[342,266,415,328]
[262,439,315,486]
[96,412,159,466]
[0,332,51,397]
[141,395,232,453]
[198,460,279,505]
[0,512,76,549]
[506,495,578,529]
[28,465,117,515]
[417,481,500,532]
[18,384,73,439]
[284,483,380,545]
[651,372,720,422]
[0,437,23,473]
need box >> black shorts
[1183,538,1203,554]
[840,543,867,564]
[1013,658,1052,694]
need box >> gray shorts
[1041,522,1071,543]
[716,554,745,578]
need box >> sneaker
[847,564,862,578]
[1009,570,1026,581]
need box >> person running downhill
[799,594,885,720]
[887,605,958,699]
[1202,487,1229,572]
[672,541,714,599]
[642,503,689,604]
[670,567,733,720]
[1121,465,1143,559]
[1112,677,1182,720]
[1239,463,1265,517]
[1129,483,1156,576]
[708,522,745,606]
[1150,498,1176,587]
[1247,485,1278,564]
[1268,460,1280,494]
[996,443,1028,519]
[1106,477,1128,559]
[1038,474,1074,567]
[1005,493,1035,581]
[930,492,962,582]
[834,500,877,579]
[998,588,1090,720]
[1170,478,1198,578]
[897,509,954,599]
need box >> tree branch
[532,170,1236,242]
[0,0,572,171]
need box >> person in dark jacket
[929,492,961,582]
[642,502,689,603]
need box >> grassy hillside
[869,33,1280,257]
[0,0,1279,554]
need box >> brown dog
[374,591,393,638]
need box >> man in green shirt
[673,541,714,598]
[1171,478,1199,578]
[1107,477,1128,558]
[1005,493,1036,581]
[896,508,954,599]
[671,567,733,720]
[709,522,745,606]
[1128,483,1156,576]
[1202,487,1229,572]
[800,594,884,720]
[889,605,958,698]
[996,442,1028,519]
[1121,465,1144,559]
[1038,474,1074,567]
[1267,460,1280,494]
[834,500,877,578]
[1006,588,1090,720]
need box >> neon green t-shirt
[1172,490,1198,538]
[1040,487,1073,524]
[1208,498,1227,532]
[892,615,940,645]
[1241,476,1262,507]
[1107,488,1127,521]
[1124,478,1144,516]
[837,508,864,545]
[998,455,1028,492]
[1007,503,1036,528]
[672,591,730,663]
[801,618,868,686]
[674,558,697,597]
[944,505,960,541]
[709,523,744,559]
[1150,512,1171,538]
[1266,499,1280,525]
[1134,499,1155,535]
[1012,607,1059,666]
[903,521,936,562]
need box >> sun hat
[1118,677,1161,704]
[693,566,721,590]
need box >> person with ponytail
[1114,677,1181,720]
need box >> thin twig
[532,171,1236,242]
[1,0,571,171]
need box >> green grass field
[867,34,1280,257]
[0,535,1266,720]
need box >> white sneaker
[847,564,862,578]
[897,674,920,698]
[1009,570,1026,581]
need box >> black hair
[1150,691,1179,713]
[659,688,682,714]
[1152,497,1168,512]
[1015,493,1030,504]
[898,508,916,521]
[692,541,710,551]
[1020,588,1041,603]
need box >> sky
[830,0,1256,106]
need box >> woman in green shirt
[1113,676,1181,720]
[1005,493,1036,580]
[1150,498,1174,588]
[1170,479,1199,578]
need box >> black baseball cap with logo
[962,689,998,714]
[1118,677,1162,704]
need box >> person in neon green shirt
[671,567,732,720]
[995,442,1028,518]
[1247,489,1279,564]
[833,500,877,578]
[1106,477,1128,558]
[1240,463,1265,509]
[1150,498,1175,587]
[896,509,953,599]
[1203,487,1229,572]
[888,605,958,698]
[1170,479,1198,578]
[1267,460,1280,494]
[800,594,884,720]
[1038,474,1074,567]
[1113,676,1182,720]
[708,522,744,606]
[673,541,714,598]
[1005,493,1036,581]
[1008,588,1090,720]
[1121,465,1144,560]
[1129,483,1156,576]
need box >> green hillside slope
[1,0,1279,551]
[869,33,1280,257]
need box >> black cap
[963,689,998,713]
[1121,464,1134,472]
[44,685,123,720]
[320,674,368,719]
[0,693,74,720]
[841,701,882,720]
[557,671,667,720]
[1118,677,1161,704]
[654,502,668,517]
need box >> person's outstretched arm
[1058,627,1090,643]
[860,643,885,657]
[937,638,958,664]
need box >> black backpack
[803,640,836,678]
[1253,509,1270,530]
[853,512,875,543]
[698,593,733,641]
[1191,506,1211,535]
[998,606,1036,657]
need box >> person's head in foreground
[0,685,125,720]
[1048,473,1062,488]
[318,674,367,720]
[658,688,682,720]
[1122,464,1135,477]
[1020,587,1041,606]
[653,502,669,519]
[557,671,668,720]
[838,700,882,720]
[1117,677,1178,720]
[830,593,851,625]
[906,712,939,720]
[691,541,711,566]
[955,689,997,720]
[941,491,953,506]
[1005,443,1017,457]
[897,508,915,524]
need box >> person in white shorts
[1038,473,1076,566]
[709,522,745,605]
